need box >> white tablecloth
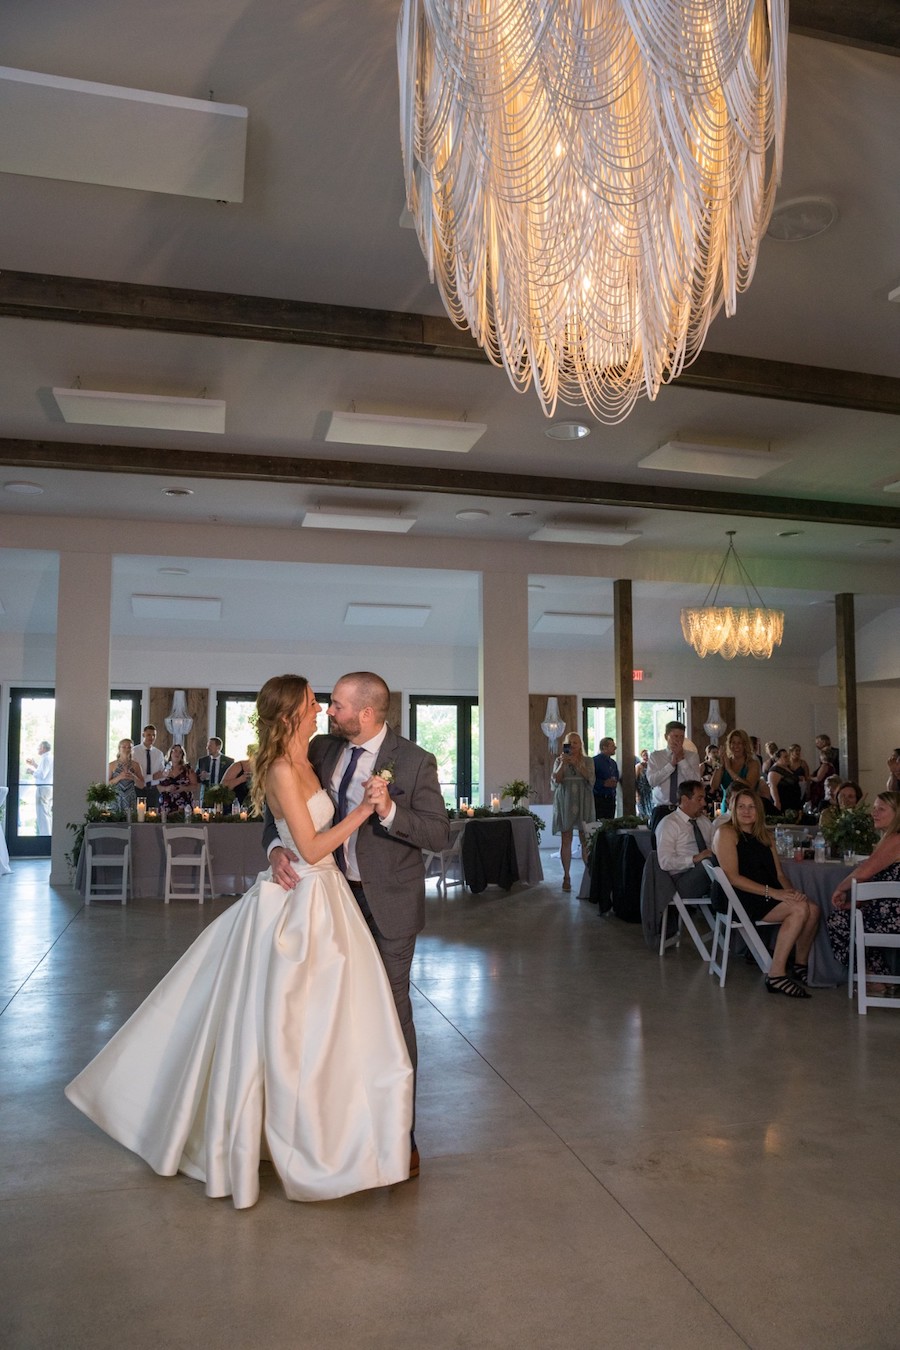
[0,788,10,876]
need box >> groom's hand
[270,845,301,890]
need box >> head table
[74,821,266,900]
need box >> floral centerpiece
[202,785,236,811]
[500,779,534,809]
[821,802,877,858]
[67,782,127,870]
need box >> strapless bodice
[275,789,337,874]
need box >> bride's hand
[361,777,387,818]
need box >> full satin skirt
[65,866,413,1209]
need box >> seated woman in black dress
[714,788,820,998]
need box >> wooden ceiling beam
[2,437,899,532]
[2,270,900,417]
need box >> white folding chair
[163,826,215,903]
[703,862,779,987]
[659,887,716,962]
[84,825,132,905]
[848,879,900,1014]
[423,829,464,895]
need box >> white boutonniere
[375,761,396,784]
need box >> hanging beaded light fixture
[681,532,785,660]
[398,0,787,422]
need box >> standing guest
[709,729,761,809]
[66,675,414,1208]
[25,740,54,834]
[886,749,900,793]
[715,788,820,998]
[701,744,720,816]
[761,741,779,777]
[551,732,595,892]
[808,734,840,809]
[814,733,839,775]
[767,748,804,814]
[655,781,714,898]
[647,721,701,808]
[592,737,619,820]
[222,744,257,808]
[158,745,198,815]
[196,737,234,796]
[635,749,654,819]
[788,744,810,791]
[827,792,900,994]
[266,670,448,1181]
[108,739,144,814]
[138,724,166,808]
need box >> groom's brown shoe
[409,1146,420,1179]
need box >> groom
[264,670,449,1178]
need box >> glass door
[6,689,56,857]
[409,697,479,808]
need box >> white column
[51,551,112,884]
[478,571,530,803]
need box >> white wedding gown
[65,790,413,1209]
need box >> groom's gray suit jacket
[263,727,449,940]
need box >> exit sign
[632,669,644,681]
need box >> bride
[65,675,413,1208]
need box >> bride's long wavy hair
[250,674,311,818]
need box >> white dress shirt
[656,808,713,876]
[139,745,166,785]
[646,747,702,806]
[331,726,393,881]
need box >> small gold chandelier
[681,533,784,660]
[398,0,787,422]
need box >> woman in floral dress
[158,745,199,814]
[827,792,900,990]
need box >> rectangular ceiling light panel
[344,604,431,627]
[533,612,613,636]
[131,594,222,621]
[529,524,640,546]
[324,411,486,454]
[0,66,247,201]
[52,388,226,434]
[639,440,787,479]
[301,508,415,533]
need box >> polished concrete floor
[2,854,899,1350]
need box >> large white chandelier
[681,532,784,660]
[398,0,787,422]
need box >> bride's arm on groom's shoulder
[267,760,375,866]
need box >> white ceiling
[1,3,899,660]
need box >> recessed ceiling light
[509,510,535,518]
[766,196,838,242]
[158,567,190,575]
[5,480,44,494]
[545,421,591,441]
[529,522,641,546]
[162,487,194,497]
[777,530,803,538]
[323,411,485,454]
[455,508,490,520]
[301,506,416,534]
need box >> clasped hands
[362,774,392,819]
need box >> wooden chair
[163,826,215,903]
[84,825,132,905]
[702,862,779,987]
[848,879,900,1014]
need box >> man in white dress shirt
[25,741,53,835]
[138,725,167,807]
[655,780,714,898]
[647,721,702,808]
